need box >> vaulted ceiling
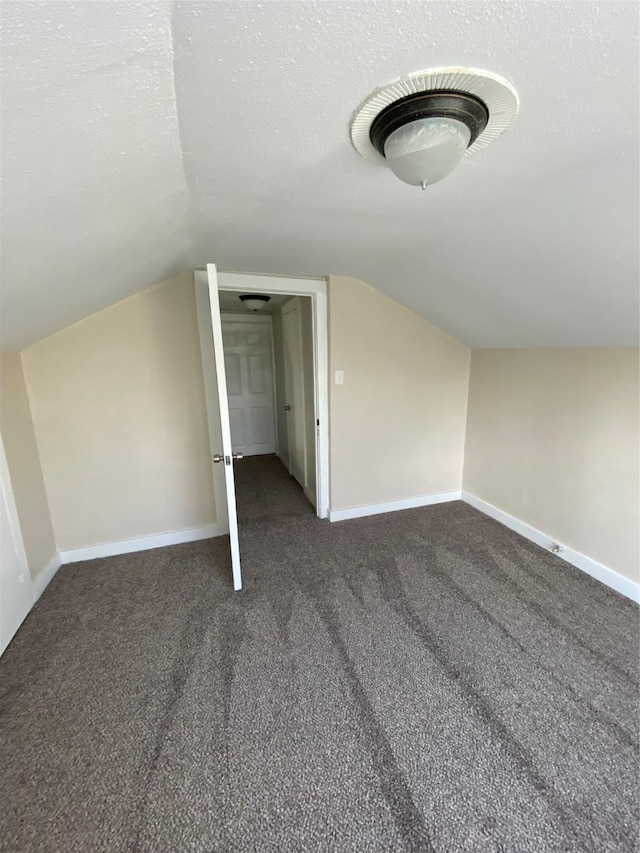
[1,1,638,350]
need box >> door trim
[195,270,330,520]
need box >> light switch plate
[334,370,344,385]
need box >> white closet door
[222,316,276,457]
[281,298,307,489]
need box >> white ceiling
[1,1,638,350]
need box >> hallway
[234,454,315,529]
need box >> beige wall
[328,276,471,510]
[16,269,637,587]
[22,273,216,551]
[22,272,471,550]
[463,348,639,582]
[0,352,56,579]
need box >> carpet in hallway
[234,453,315,527]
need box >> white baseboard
[303,484,317,509]
[276,451,289,470]
[462,491,639,603]
[32,552,62,602]
[328,490,462,523]
[59,524,226,565]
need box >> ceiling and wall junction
[1,1,637,350]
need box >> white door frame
[194,270,330,520]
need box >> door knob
[283,404,291,411]
[213,453,243,464]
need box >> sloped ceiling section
[174,0,639,347]
[1,1,638,349]
[0,1,194,350]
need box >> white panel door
[282,298,307,489]
[222,316,276,457]
[194,264,242,591]
[0,436,33,655]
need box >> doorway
[218,291,317,521]
[194,268,329,590]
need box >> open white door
[195,264,243,591]
[0,435,33,655]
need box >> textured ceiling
[1,1,638,349]
[1,1,193,349]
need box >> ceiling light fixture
[239,294,271,311]
[351,67,519,189]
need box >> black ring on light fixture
[239,294,271,305]
[369,90,490,157]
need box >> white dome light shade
[383,117,471,187]
[350,67,519,190]
[239,294,271,311]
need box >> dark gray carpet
[0,456,638,852]
[234,453,316,526]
